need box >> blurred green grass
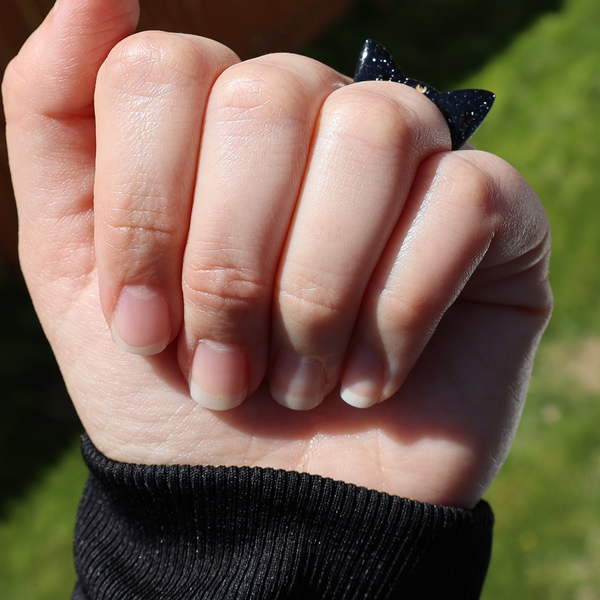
[484,340,600,599]
[470,0,600,596]
[2,0,600,597]
[0,444,86,600]
[471,0,600,340]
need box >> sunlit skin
[3,0,551,509]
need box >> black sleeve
[72,434,493,600]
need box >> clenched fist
[3,0,552,507]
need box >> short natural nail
[340,345,384,409]
[111,285,171,356]
[269,350,325,411]
[189,341,249,410]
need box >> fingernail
[189,341,249,410]
[340,345,384,409]
[111,285,171,355]
[270,350,325,410]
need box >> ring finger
[269,81,451,409]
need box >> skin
[3,0,552,508]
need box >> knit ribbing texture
[72,434,493,599]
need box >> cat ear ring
[354,39,495,150]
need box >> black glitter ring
[354,40,495,150]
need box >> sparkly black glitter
[354,40,495,150]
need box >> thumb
[4,0,140,118]
[3,0,139,289]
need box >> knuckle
[321,85,420,158]
[101,192,180,247]
[378,290,437,334]
[101,32,177,88]
[211,60,309,127]
[100,32,211,94]
[279,267,347,325]
[453,155,494,198]
[2,57,31,118]
[183,254,271,313]
[1,58,18,100]
[432,153,497,218]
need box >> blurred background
[1,0,599,597]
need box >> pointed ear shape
[354,40,495,150]
[354,39,406,83]
[432,90,496,150]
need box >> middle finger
[181,54,348,409]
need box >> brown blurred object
[0,0,356,280]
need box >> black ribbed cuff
[73,434,493,599]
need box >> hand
[3,0,552,508]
